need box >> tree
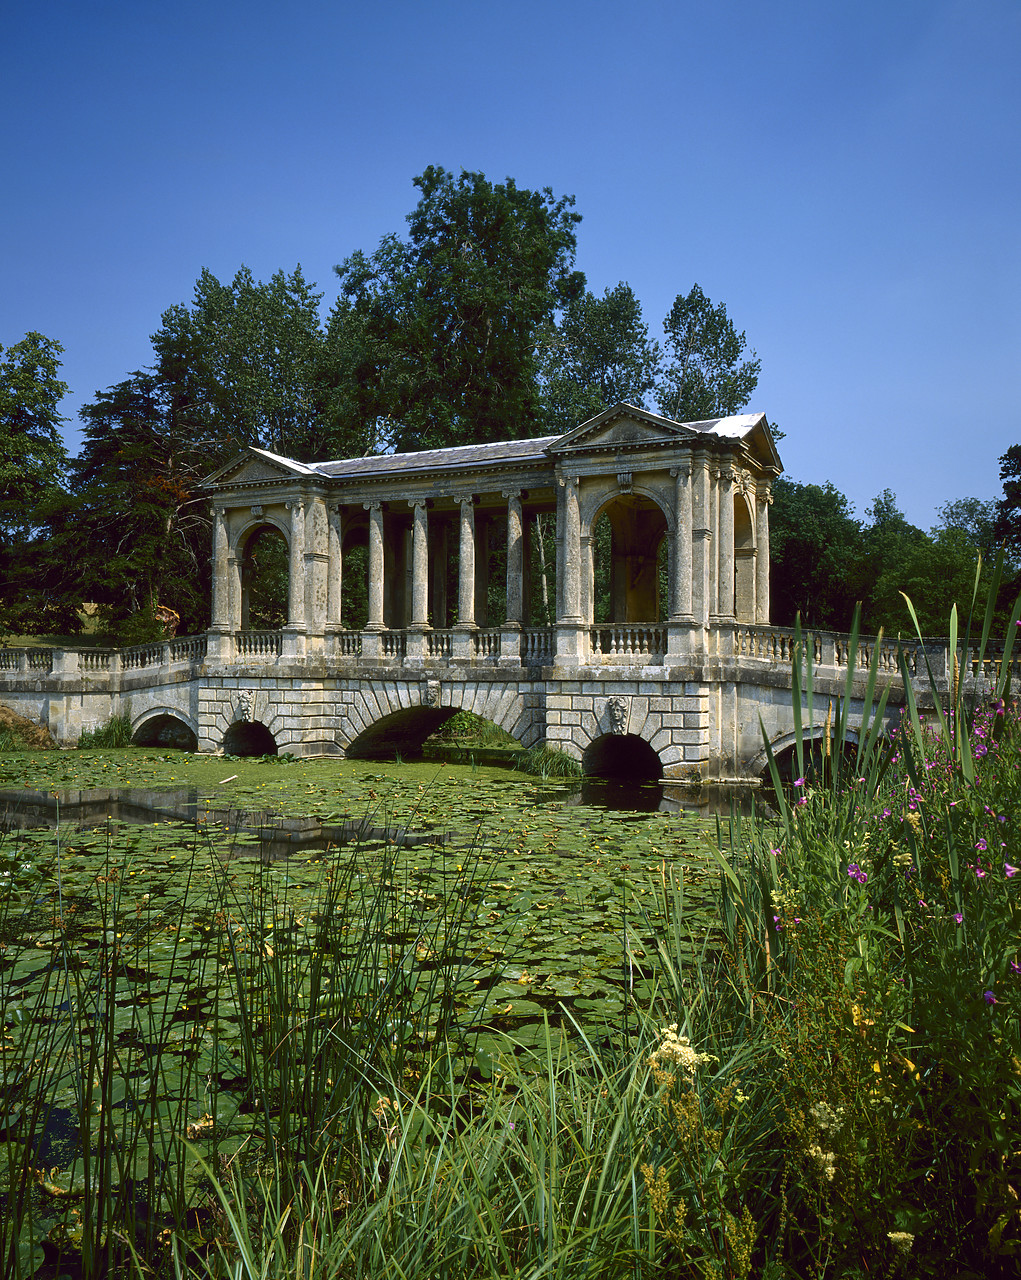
[0,333,70,636]
[330,166,585,451]
[151,265,329,461]
[49,373,213,637]
[657,284,760,422]
[769,478,863,629]
[539,283,660,435]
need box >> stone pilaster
[755,480,772,624]
[692,452,712,631]
[282,498,307,659]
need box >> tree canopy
[0,333,70,636]
[331,166,585,452]
[657,284,761,421]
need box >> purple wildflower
[984,991,998,1005]
[1006,864,1018,878]
[953,912,964,924]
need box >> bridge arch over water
[2,403,980,780]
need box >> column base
[206,628,235,664]
[555,621,587,666]
[498,622,522,667]
[451,624,477,662]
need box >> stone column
[667,463,695,662]
[362,500,385,660]
[500,490,524,666]
[755,481,772,624]
[282,497,307,659]
[406,499,430,662]
[410,500,430,626]
[556,474,585,664]
[365,502,385,629]
[452,495,476,661]
[326,504,343,632]
[207,506,234,662]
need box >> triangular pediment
[547,403,707,457]
[547,403,782,473]
[203,447,316,490]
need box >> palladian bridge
[0,404,969,780]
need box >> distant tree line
[0,166,1015,643]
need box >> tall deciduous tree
[0,332,70,636]
[330,166,585,451]
[657,284,760,421]
[539,283,660,435]
[151,265,328,461]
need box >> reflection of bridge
[0,404,988,779]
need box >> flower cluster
[846,862,868,885]
[648,1024,715,1081]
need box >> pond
[0,748,765,1265]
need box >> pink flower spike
[1006,864,1018,878]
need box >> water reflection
[0,787,448,860]
[0,773,767,861]
[560,778,765,817]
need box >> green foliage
[43,372,213,633]
[0,332,71,636]
[769,477,864,628]
[152,264,330,460]
[540,282,661,433]
[657,284,760,422]
[516,745,582,778]
[77,714,134,749]
[331,165,585,451]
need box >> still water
[0,772,762,860]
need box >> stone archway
[733,493,755,623]
[223,720,278,756]
[583,733,664,780]
[590,494,668,624]
[240,524,290,630]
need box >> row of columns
[209,454,773,652]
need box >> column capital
[501,488,522,501]
[669,461,693,480]
[285,498,304,513]
[558,473,580,488]
[363,499,382,512]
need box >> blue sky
[3,0,1018,529]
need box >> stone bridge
[0,404,995,780]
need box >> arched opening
[223,721,278,757]
[590,496,668,624]
[734,495,755,623]
[132,714,197,751]
[347,706,459,761]
[241,526,289,630]
[341,534,369,631]
[583,733,663,780]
